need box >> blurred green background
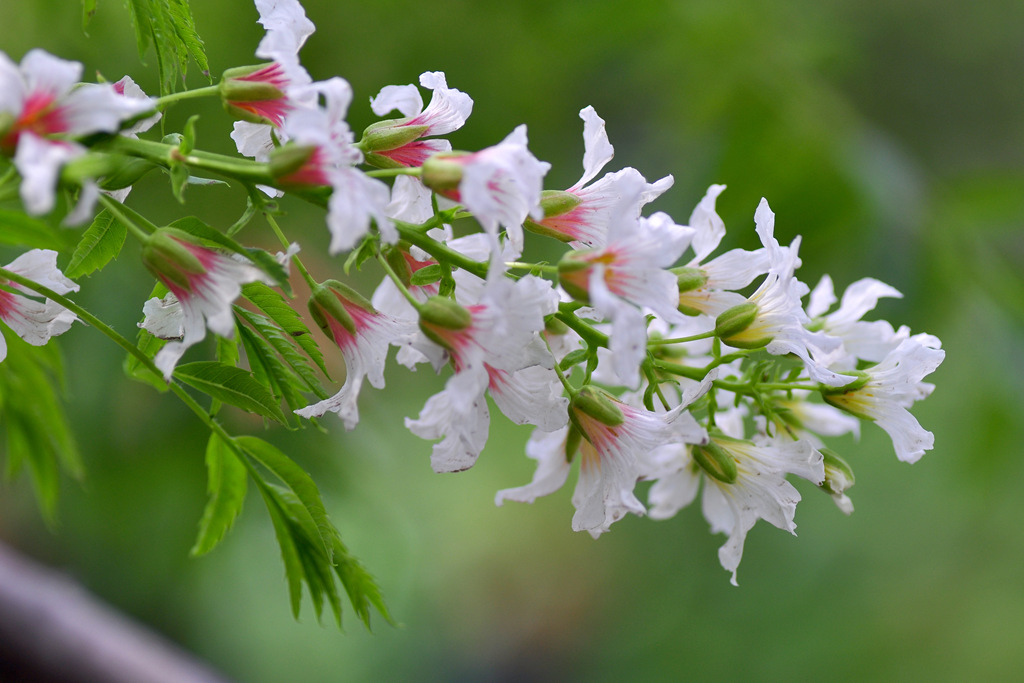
[2,0,1024,680]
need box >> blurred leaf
[65,210,128,278]
[190,432,247,557]
[0,210,67,251]
[0,337,81,523]
[175,361,287,423]
[82,0,97,31]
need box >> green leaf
[409,263,442,286]
[126,0,209,96]
[236,435,338,560]
[190,432,248,557]
[82,0,97,31]
[333,536,395,629]
[65,210,128,278]
[236,308,327,397]
[0,210,67,250]
[242,282,327,375]
[175,361,287,423]
[257,484,305,617]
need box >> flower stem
[98,194,155,243]
[154,85,222,111]
[364,167,422,179]
[394,222,488,279]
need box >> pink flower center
[2,91,66,151]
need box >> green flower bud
[418,296,472,350]
[524,191,585,242]
[819,370,871,396]
[99,156,158,191]
[269,144,317,180]
[715,302,769,348]
[307,281,367,338]
[219,65,287,125]
[141,229,207,290]
[360,119,430,154]
[571,385,625,428]
[673,266,708,294]
[819,447,855,514]
[692,439,739,484]
[420,153,466,193]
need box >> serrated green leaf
[0,210,66,250]
[243,282,328,375]
[65,210,128,278]
[257,484,305,618]
[126,0,209,96]
[236,435,338,561]
[190,432,248,557]
[175,361,287,423]
[333,535,394,628]
[237,308,327,398]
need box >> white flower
[823,334,944,463]
[366,71,473,167]
[294,282,416,430]
[806,274,904,366]
[718,199,855,387]
[0,49,153,219]
[422,125,549,256]
[277,79,393,253]
[140,233,269,380]
[0,249,78,362]
[526,106,672,249]
[497,374,713,537]
[676,185,771,317]
[648,432,825,585]
[406,273,566,472]
[559,176,694,388]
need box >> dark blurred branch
[0,541,234,683]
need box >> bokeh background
[2,0,1024,680]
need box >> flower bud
[0,110,18,153]
[715,302,768,348]
[359,119,430,154]
[819,370,871,397]
[819,448,855,514]
[308,281,362,338]
[420,153,466,194]
[141,229,207,291]
[523,190,585,242]
[99,156,158,191]
[673,266,710,316]
[692,438,739,484]
[564,423,583,463]
[418,296,472,350]
[219,64,288,125]
[570,385,625,428]
[269,144,318,180]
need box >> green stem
[375,251,424,312]
[554,303,609,349]
[394,222,488,279]
[505,261,558,274]
[261,207,318,291]
[648,329,716,345]
[154,84,222,111]
[102,136,275,185]
[98,194,154,243]
[364,167,422,179]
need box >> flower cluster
[0,0,945,591]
